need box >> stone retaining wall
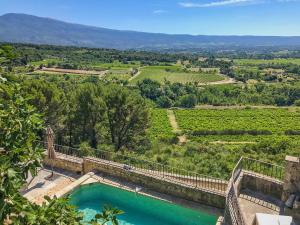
[282,156,300,201]
[83,157,226,209]
[282,156,300,221]
[241,172,283,199]
[43,153,83,174]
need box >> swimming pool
[69,183,217,225]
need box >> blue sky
[1,0,300,35]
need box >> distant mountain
[1,13,300,50]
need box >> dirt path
[167,110,187,144]
[34,68,109,80]
[128,67,144,82]
[167,110,180,133]
[198,76,237,86]
[210,141,256,145]
[39,67,107,75]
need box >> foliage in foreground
[0,82,122,225]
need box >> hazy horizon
[1,0,300,36]
[2,12,300,37]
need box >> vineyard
[140,108,300,178]
[90,60,140,70]
[104,68,132,81]
[174,108,300,146]
[130,66,224,84]
[148,109,175,141]
[234,58,300,66]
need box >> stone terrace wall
[282,156,300,201]
[241,172,283,200]
[43,153,83,174]
[83,157,226,209]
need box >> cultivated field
[148,109,174,141]
[130,66,224,84]
[29,58,61,66]
[38,67,106,75]
[234,58,300,66]
[174,108,300,145]
[91,61,140,70]
[103,68,132,81]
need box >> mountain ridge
[1,13,300,50]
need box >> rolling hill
[1,13,300,50]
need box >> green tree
[105,85,149,151]
[178,94,197,108]
[90,206,124,225]
[22,79,65,131]
[0,83,43,223]
[0,45,17,70]
[70,83,106,148]
[137,79,162,101]
[0,83,122,225]
[157,96,173,108]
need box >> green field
[234,58,300,66]
[104,68,132,81]
[130,66,224,84]
[145,108,300,178]
[174,108,300,145]
[29,58,61,66]
[91,60,140,70]
[30,71,90,77]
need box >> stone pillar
[282,155,300,201]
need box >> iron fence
[242,157,284,180]
[95,150,228,193]
[39,139,289,225]
[223,156,284,225]
[40,141,227,193]
[224,157,246,225]
[40,139,286,218]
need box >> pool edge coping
[57,172,223,220]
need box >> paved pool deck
[238,189,284,225]
[22,167,81,204]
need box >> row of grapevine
[148,109,175,141]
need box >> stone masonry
[282,156,300,201]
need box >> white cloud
[277,0,299,2]
[179,0,299,7]
[153,9,167,14]
[179,0,258,7]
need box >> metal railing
[41,142,227,194]
[224,158,246,225]
[242,157,284,180]
[94,148,227,193]
[41,139,286,223]
[223,157,284,225]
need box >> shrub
[190,129,272,136]
[285,130,300,135]
[178,94,197,108]
[294,99,300,106]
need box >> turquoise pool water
[69,183,217,225]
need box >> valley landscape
[2,42,299,179]
[1,3,300,225]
